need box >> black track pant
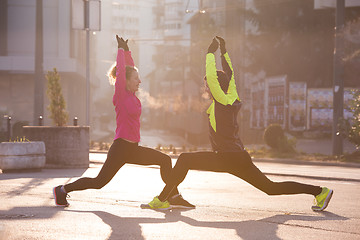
[64,138,179,197]
[158,151,321,201]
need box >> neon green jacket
[205,52,244,152]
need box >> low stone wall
[23,126,89,168]
[0,141,46,172]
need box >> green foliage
[98,142,110,151]
[11,136,30,142]
[247,1,360,87]
[277,134,297,154]
[188,12,218,79]
[247,145,359,163]
[246,145,297,159]
[343,89,360,149]
[263,124,284,149]
[182,145,186,152]
[156,144,162,151]
[46,68,68,126]
[263,124,296,153]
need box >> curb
[252,157,360,168]
[263,171,360,183]
[252,158,360,183]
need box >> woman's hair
[107,62,138,86]
[204,70,230,93]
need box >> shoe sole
[53,187,69,207]
[170,205,196,210]
[140,203,172,210]
[312,189,333,212]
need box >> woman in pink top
[53,36,194,209]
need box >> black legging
[158,151,321,201]
[64,138,179,197]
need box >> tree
[343,17,360,88]
[246,0,360,88]
[46,68,68,126]
[344,89,360,149]
[246,0,333,87]
[188,12,218,82]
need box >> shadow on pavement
[4,178,54,197]
[66,209,173,240]
[166,210,348,240]
[65,209,348,240]
[0,206,61,220]
[0,206,348,240]
[0,169,87,197]
[0,168,87,181]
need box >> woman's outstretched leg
[227,151,322,196]
[53,139,126,206]
[228,151,333,211]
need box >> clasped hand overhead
[207,36,226,55]
[116,35,129,51]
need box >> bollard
[73,117,78,126]
[7,116,11,141]
[38,115,43,126]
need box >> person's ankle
[60,185,67,194]
[158,196,166,202]
[169,194,180,199]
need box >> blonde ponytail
[107,62,116,86]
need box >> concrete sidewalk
[1,153,359,240]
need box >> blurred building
[249,75,358,134]
[0,0,164,142]
[0,0,88,130]
[146,0,207,143]
[146,0,254,145]
[4,0,357,145]
[314,0,360,9]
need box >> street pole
[225,0,246,137]
[85,0,90,126]
[34,0,44,125]
[332,0,345,156]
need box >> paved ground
[1,152,359,240]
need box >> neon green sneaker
[312,187,333,212]
[140,196,171,210]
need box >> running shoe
[53,185,69,207]
[312,187,333,211]
[168,194,195,209]
[140,196,171,210]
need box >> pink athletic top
[113,49,141,142]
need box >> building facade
[0,0,163,141]
[0,0,88,133]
